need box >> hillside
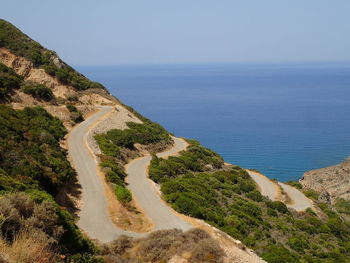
[0,19,244,263]
[1,18,350,263]
[301,158,350,204]
[0,19,117,130]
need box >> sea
[78,62,350,182]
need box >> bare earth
[300,157,350,203]
[68,107,266,262]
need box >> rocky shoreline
[300,157,350,203]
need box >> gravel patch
[87,104,142,155]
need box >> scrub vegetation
[0,62,54,101]
[95,120,171,203]
[0,62,22,98]
[0,105,101,262]
[99,228,224,263]
[0,19,104,91]
[150,145,350,262]
[21,81,54,101]
[95,121,171,155]
[149,139,224,183]
[66,104,84,123]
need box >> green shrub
[149,142,224,183]
[70,111,84,123]
[266,201,289,214]
[0,192,62,242]
[67,253,103,263]
[66,104,84,123]
[246,190,264,202]
[66,104,78,112]
[262,245,299,263]
[99,157,127,190]
[303,189,319,200]
[96,121,171,152]
[286,181,303,189]
[0,105,73,195]
[288,236,309,253]
[58,208,97,254]
[0,63,22,97]
[335,198,350,214]
[0,19,105,91]
[21,82,54,100]
[115,185,132,203]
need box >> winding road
[247,170,281,201]
[68,106,191,243]
[69,106,313,243]
[126,137,192,232]
[279,182,314,211]
[247,170,313,212]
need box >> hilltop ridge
[2,18,350,263]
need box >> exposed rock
[300,157,350,203]
[0,47,118,130]
[0,48,76,99]
[318,191,332,204]
[204,164,214,171]
[51,55,63,68]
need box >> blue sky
[2,0,350,65]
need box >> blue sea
[78,62,350,182]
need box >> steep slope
[0,19,117,129]
[2,18,350,263]
[301,157,350,203]
[0,19,262,263]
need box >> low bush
[303,189,320,200]
[0,192,62,242]
[0,105,74,195]
[100,158,127,185]
[115,185,132,203]
[95,119,172,203]
[103,228,225,263]
[0,229,59,263]
[110,235,133,255]
[67,253,103,263]
[66,104,84,123]
[286,181,303,189]
[335,198,350,215]
[0,19,105,91]
[149,141,224,183]
[95,120,171,153]
[0,192,96,256]
[151,145,350,262]
[0,63,22,97]
[21,82,54,101]
[66,104,78,112]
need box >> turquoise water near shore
[78,63,350,182]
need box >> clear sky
[2,0,350,65]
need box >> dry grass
[0,193,65,263]
[100,228,225,263]
[0,192,63,243]
[0,230,60,263]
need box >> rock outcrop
[0,47,118,129]
[300,157,350,203]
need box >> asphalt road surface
[68,107,191,242]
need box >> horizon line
[73,59,350,68]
